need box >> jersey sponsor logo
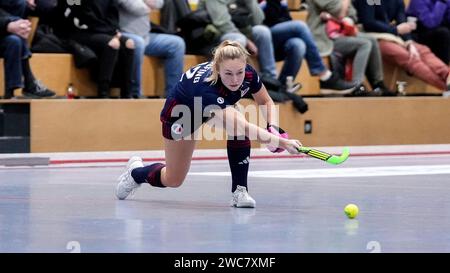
[217,97,225,104]
[185,66,201,80]
[240,87,250,97]
[171,123,183,135]
[184,62,211,83]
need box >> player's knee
[125,39,135,49]
[108,38,120,49]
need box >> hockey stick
[298,147,350,165]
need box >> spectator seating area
[0,6,443,98]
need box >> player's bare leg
[161,138,197,188]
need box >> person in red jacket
[407,0,450,64]
[354,0,450,91]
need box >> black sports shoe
[261,75,282,91]
[267,90,289,102]
[285,92,308,113]
[319,74,355,95]
[3,89,14,99]
[23,80,56,98]
[372,82,397,96]
[346,84,373,97]
[279,83,302,94]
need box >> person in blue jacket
[407,0,450,64]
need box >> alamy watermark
[167,97,281,145]
[66,241,81,253]
[366,241,382,253]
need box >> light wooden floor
[1,146,450,253]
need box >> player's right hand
[280,139,303,154]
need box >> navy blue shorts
[161,97,202,141]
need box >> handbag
[326,18,358,39]
[227,2,252,29]
[176,9,218,55]
[66,40,97,68]
[262,0,292,27]
[325,18,358,81]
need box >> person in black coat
[59,0,135,98]
[0,0,55,99]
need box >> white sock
[320,70,332,81]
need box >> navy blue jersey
[172,62,261,109]
[160,62,263,140]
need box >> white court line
[189,165,450,179]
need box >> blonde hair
[206,40,250,84]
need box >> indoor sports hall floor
[1,145,450,253]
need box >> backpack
[228,0,253,38]
[31,24,67,53]
[227,1,252,29]
[65,39,98,69]
[177,8,219,55]
[261,0,292,27]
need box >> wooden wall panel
[29,97,450,153]
[280,97,450,146]
[30,99,228,152]
[31,100,164,152]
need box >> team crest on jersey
[240,87,250,97]
[171,123,183,135]
[217,97,225,104]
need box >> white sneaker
[230,186,256,208]
[115,156,144,200]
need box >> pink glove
[267,124,289,153]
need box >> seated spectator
[354,0,450,91]
[196,0,310,113]
[197,0,283,88]
[306,0,395,96]
[117,0,186,98]
[0,0,55,99]
[59,0,135,98]
[407,0,450,64]
[260,0,361,96]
